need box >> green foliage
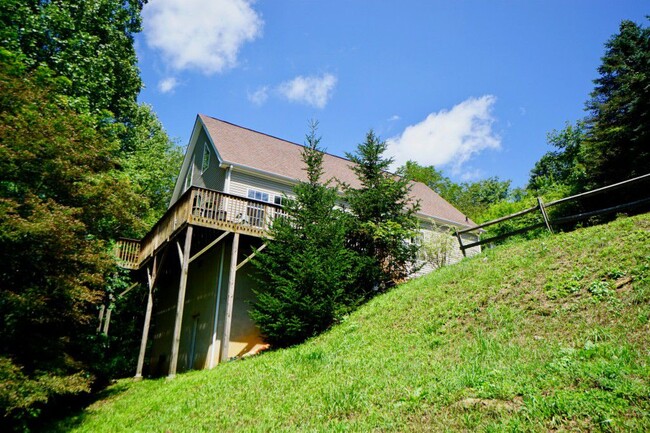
[419,229,456,269]
[0,1,181,427]
[120,104,184,232]
[344,131,420,291]
[0,0,145,120]
[401,160,512,221]
[401,160,458,198]
[0,50,142,428]
[583,18,650,190]
[528,121,587,194]
[251,122,360,347]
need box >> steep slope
[57,215,650,432]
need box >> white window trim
[184,164,194,192]
[201,142,211,174]
[247,188,270,202]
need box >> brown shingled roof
[199,114,474,228]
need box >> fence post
[537,197,553,234]
[454,228,466,257]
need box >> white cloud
[248,86,269,106]
[143,0,263,74]
[460,168,482,181]
[158,77,178,93]
[388,115,400,121]
[386,95,500,173]
[277,73,337,108]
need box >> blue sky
[135,1,648,188]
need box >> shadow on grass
[35,380,133,432]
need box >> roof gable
[194,114,474,228]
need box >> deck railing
[116,187,285,269]
[114,238,141,269]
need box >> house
[115,114,481,379]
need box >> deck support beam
[135,257,157,379]
[220,232,239,363]
[168,226,194,379]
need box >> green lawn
[55,215,650,432]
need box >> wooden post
[168,226,194,379]
[537,197,554,234]
[220,232,239,363]
[102,304,112,335]
[208,243,226,369]
[454,228,466,257]
[135,258,157,380]
[97,304,105,333]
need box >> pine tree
[584,19,650,188]
[250,122,359,347]
[343,131,420,296]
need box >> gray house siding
[229,170,294,203]
[186,128,226,192]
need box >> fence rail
[455,172,650,255]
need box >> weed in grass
[589,280,613,298]
[605,268,626,279]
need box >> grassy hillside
[56,215,650,432]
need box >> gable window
[201,143,211,173]
[247,189,269,202]
[184,164,193,191]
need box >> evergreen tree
[584,19,650,189]
[344,131,420,294]
[250,123,359,347]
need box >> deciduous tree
[0,50,140,428]
[0,0,145,120]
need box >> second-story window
[201,143,211,173]
[247,189,269,202]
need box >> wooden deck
[115,187,285,269]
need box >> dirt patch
[453,396,524,413]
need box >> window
[184,165,193,191]
[274,195,284,206]
[201,143,211,173]
[247,189,269,202]
[246,189,270,227]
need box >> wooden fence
[455,173,650,255]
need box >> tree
[120,104,184,231]
[400,160,514,221]
[528,122,587,194]
[419,229,456,269]
[344,131,420,293]
[583,19,650,189]
[0,0,145,121]
[0,51,141,427]
[401,160,456,197]
[250,123,360,347]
